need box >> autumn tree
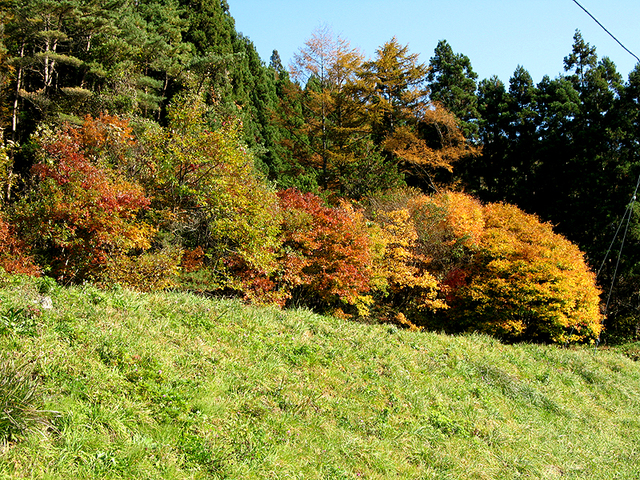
[138,95,281,293]
[358,37,429,144]
[467,31,640,340]
[446,201,603,343]
[359,38,476,191]
[285,25,374,192]
[363,188,603,342]
[276,188,374,311]
[11,120,153,283]
[364,189,447,326]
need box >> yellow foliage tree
[366,190,447,325]
[367,189,602,343]
[447,201,603,343]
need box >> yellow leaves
[385,126,441,168]
[368,204,446,315]
[411,191,485,249]
[384,103,478,173]
[366,189,602,342]
[394,312,423,331]
[456,200,604,343]
[123,221,156,251]
[102,247,182,292]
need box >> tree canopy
[0,1,633,343]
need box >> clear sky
[229,0,640,85]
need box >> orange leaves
[277,188,373,306]
[415,190,485,249]
[448,201,603,343]
[14,119,153,282]
[75,114,136,162]
[0,216,40,276]
[384,105,477,173]
[369,207,443,309]
[366,189,602,342]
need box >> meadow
[1,272,639,479]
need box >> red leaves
[0,216,40,276]
[3,109,601,344]
[277,188,373,306]
[15,118,152,282]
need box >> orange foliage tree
[365,190,447,326]
[358,39,478,190]
[276,188,374,311]
[366,189,602,343]
[12,121,153,283]
[447,202,603,343]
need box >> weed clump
[0,354,56,443]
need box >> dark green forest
[0,0,639,343]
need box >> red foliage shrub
[0,216,40,276]
[277,188,374,308]
[14,122,152,282]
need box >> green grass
[0,272,639,479]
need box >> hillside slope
[0,272,639,479]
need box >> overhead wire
[596,174,640,280]
[568,0,640,347]
[603,185,637,316]
[571,0,640,63]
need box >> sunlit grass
[0,272,639,479]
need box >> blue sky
[229,0,640,85]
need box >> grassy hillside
[1,272,639,479]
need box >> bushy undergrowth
[3,104,604,344]
[0,273,638,479]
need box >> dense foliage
[12,120,152,282]
[445,201,602,343]
[1,1,633,342]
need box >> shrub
[138,96,282,294]
[446,201,603,343]
[407,190,484,286]
[0,216,40,277]
[13,122,153,283]
[366,189,603,343]
[277,188,374,310]
[366,204,445,322]
[101,247,182,292]
[365,189,483,325]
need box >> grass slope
[0,273,639,479]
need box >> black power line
[571,0,640,63]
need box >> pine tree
[465,75,509,199]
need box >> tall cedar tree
[427,39,480,140]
